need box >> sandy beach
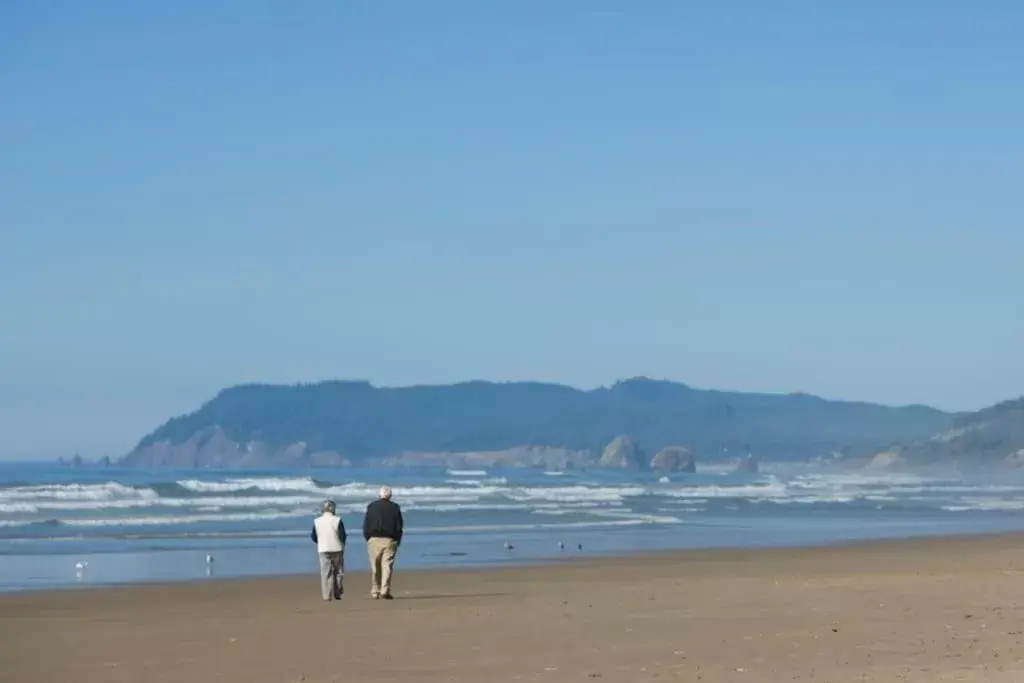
[4,535,1024,682]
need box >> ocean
[3,461,1024,592]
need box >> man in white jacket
[310,500,347,601]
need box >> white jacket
[314,512,344,553]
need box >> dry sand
[4,535,1024,682]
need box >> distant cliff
[863,397,1024,470]
[119,378,951,469]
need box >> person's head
[379,486,392,501]
[322,500,336,514]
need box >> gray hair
[379,486,392,500]
[322,500,336,513]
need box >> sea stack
[734,454,759,474]
[597,435,646,469]
[650,446,696,473]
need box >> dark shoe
[380,593,394,600]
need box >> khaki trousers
[367,537,398,597]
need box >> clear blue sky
[2,1,1022,459]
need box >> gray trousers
[318,551,344,601]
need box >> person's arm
[362,505,372,541]
[395,505,404,545]
[337,517,347,546]
[310,524,318,544]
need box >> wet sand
[4,534,1024,682]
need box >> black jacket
[363,499,403,544]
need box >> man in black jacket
[363,486,403,600]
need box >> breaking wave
[4,469,1024,541]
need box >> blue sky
[2,1,1022,458]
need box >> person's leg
[334,551,345,599]
[379,540,398,598]
[367,539,384,598]
[318,553,333,601]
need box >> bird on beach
[205,553,214,565]
[75,561,88,571]
[504,542,514,551]
[577,543,583,551]
[558,541,565,551]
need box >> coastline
[9,465,1024,592]
[5,533,1024,682]
[7,526,1024,597]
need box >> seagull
[205,553,214,564]
[577,543,583,551]
[75,561,88,571]
[503,542,514,551]
[558,541,565,551]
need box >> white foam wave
[755,495,856,505]
[9,471,1024,535]
[404,502,527,513]
[662,481,790,499]
[0,502,40,514]
[443,477,508,487]
[0,482,156,502]
[176,477,324,494]
[61,509,311,527]
[0,519,37,528]
[0,494,323,514]
[792,472,930,487]
[584,508,683,525]
[505,485,646,503]
[941,499,1024,512]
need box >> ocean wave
[0,502,40,514]
[505,485,646,503]
[7,471,1024,537]
[175,477,329,494]
[0,515,682,544]
[0,482,157,502]
[442,477,509,488]
[0,494,324,514]
[60,509,312,527]
[662,481,790,499]
[0,519,41,528]
[941,498,1024,512]
[403,502,528,513]
[754,495,857,505]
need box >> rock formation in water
[597,435,647,469]
[734,454,759,473]
[650,446,696,473]
[865,450,904,470]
